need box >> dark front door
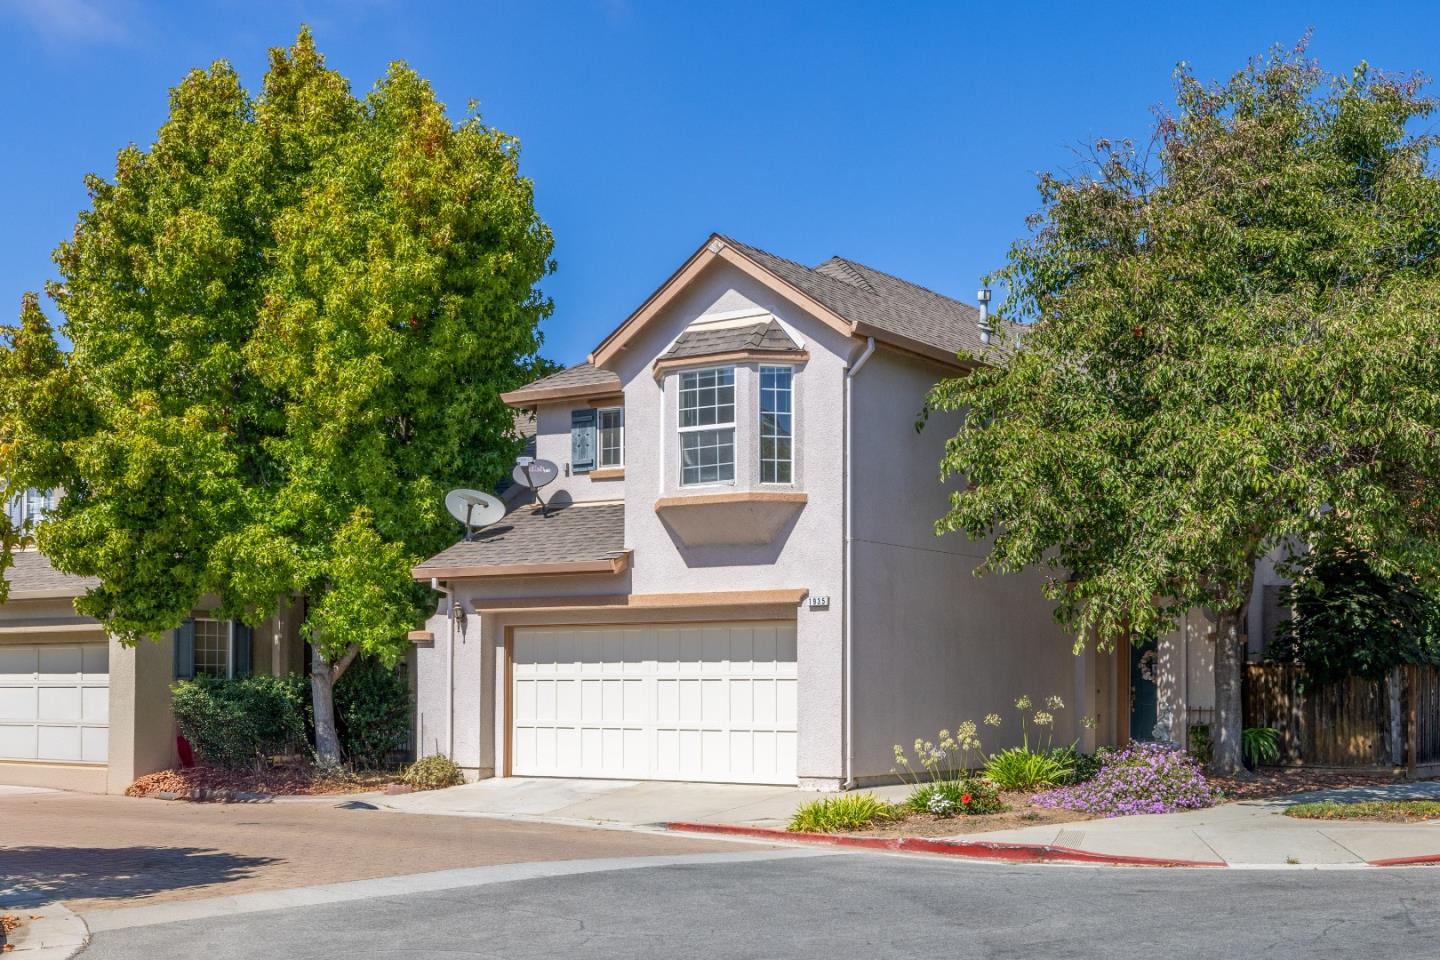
[1129,639,1158,741]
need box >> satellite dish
[445,489,506,539]
[511,457,559,516]
[511,457,558,490]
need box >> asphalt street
[77,850,1440,960]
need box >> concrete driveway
[380,776,910,827]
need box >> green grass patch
[788,793,903,833]
[1283,799,1440,822]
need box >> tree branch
[330,642,361,683]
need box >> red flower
[961,793,973,805]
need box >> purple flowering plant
[1030,741,1221,817]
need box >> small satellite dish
[512,458,559,516]
[445,488,506,539]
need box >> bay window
[759,366,793,483]
[679,367,735,485]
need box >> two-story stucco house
[411,234,1128,790]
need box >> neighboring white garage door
[511,622,797,785]
[0,643,109,763]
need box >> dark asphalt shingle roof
[515,362,621,395]
[717,235,1001,357]
[658,320,802,361]
[5,551,100,599]
[415,501,626,572]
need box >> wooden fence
[1243,663,1440,770]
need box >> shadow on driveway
[0,846,279,908]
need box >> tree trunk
[310,641,360,769]
[1210,605,1250,778]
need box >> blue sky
[1,1,1435,366]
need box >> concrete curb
[665,822,1228,868]
[0,904,88,959]
[1368,853,1440,867]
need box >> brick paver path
[0,791,746,911]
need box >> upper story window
[759,366,793,483]
[5,488,56,532]
[598,407,624,468]
[679,367,735,486]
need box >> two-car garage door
[0,643,109,764]
[511,622,797,785]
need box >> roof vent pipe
[977,287,993,345]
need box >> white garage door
[511,622,797,785]
[0,643,109,763]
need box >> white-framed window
[679,366,735,486]
[193,618,231,679]
[598,407,624,468]
[5,488,56,532]
[759,366,794,484]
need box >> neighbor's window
[759,366,793,484]
[598,407,624,468]
[193,618,231,679]
[679,367,735,485]
[5,488,56,531]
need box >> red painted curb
[1368,853,1440,867]
[666,821,1227,868]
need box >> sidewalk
[952,782,1440,867]
[381,776,909,827]
[383,776,1440,867]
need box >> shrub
[906,778,1004,816]
[984,746,1073,790]
[335,657,411,769]
[1187,724,1213,765]
[1049,746,1103,784]
[788,793,902,833]
[171,676,308,769]
[1242,726,1281,768]
[1031,742,1221,817]
[402,754,465,790]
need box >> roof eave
[413,550,632,582]
[652,348,810,377]
[499,384,624,408]
[850,321,982,372]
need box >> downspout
[843,336,876,789]
[432,577,456,760]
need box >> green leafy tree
[0,29,554,765]
[929,44,1440,775]
[1270,542,1440,684]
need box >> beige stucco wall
[848,348,1106,780]
[530,402,626,505]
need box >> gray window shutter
[571,409,596,473]
[174,618,196,680]
[231,621,253,678]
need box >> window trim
[677,365,737,487]
[597,406,625,469]
[758,364,795,485]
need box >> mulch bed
[1210,767,1414,802]
[126,763,400,799]
[854,792,1094,838]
